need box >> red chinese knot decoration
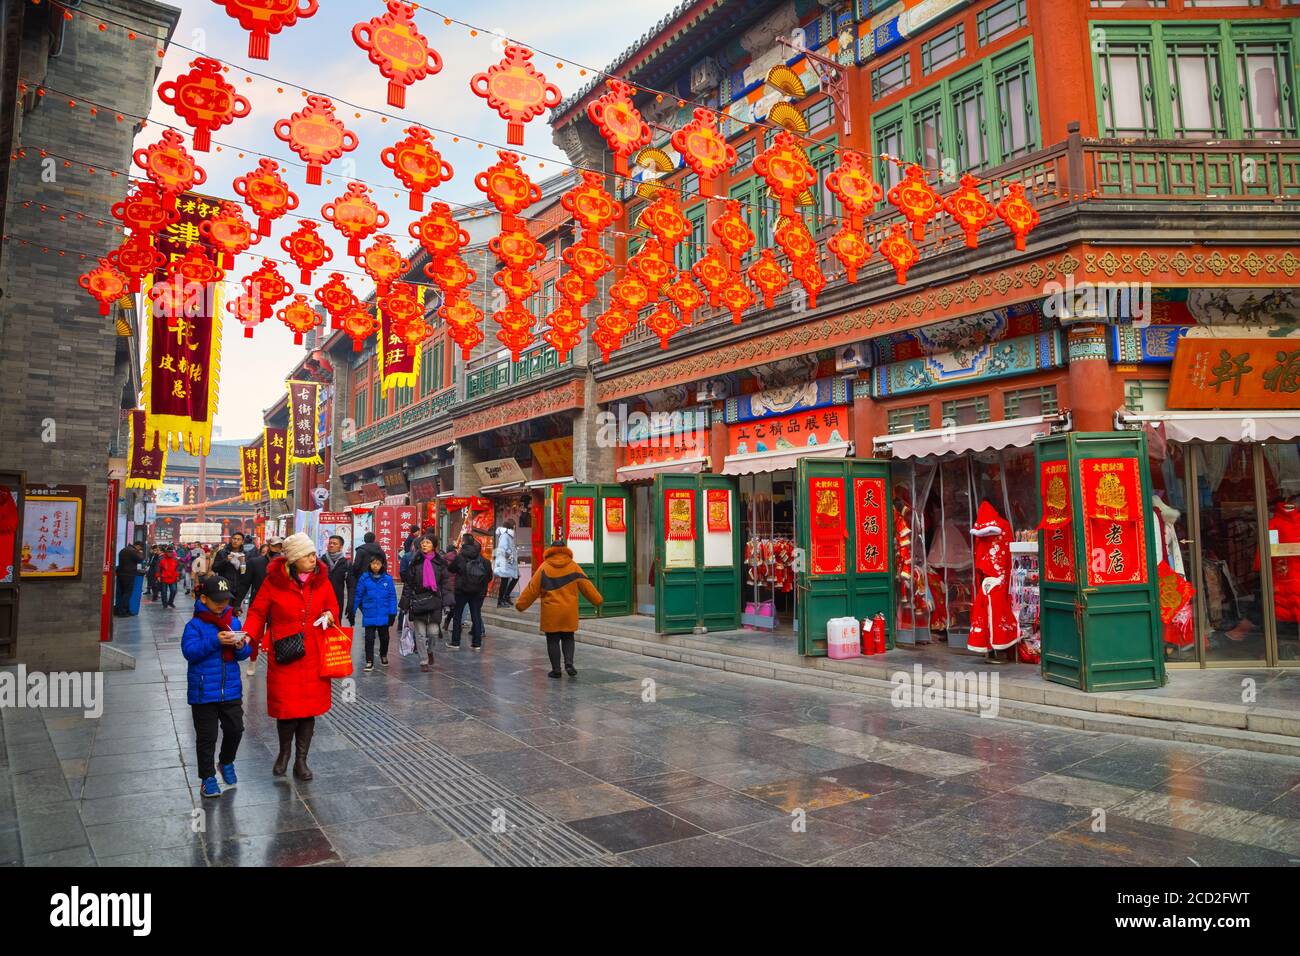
[440,293,484,360]
[470,45,562,147]
[381,126,452,211]
[108,234,165,294]
[671,108,736,198]
[277,293,321,345]
[211,0,319,61]
[133,129,206,197]
[79,259,128,316]
[711,200,754,272]
[645,303,683,349]
[474,151,541,221]
[995,182,1039,252]
[827,226,872,283]
[321,182,389,257]
[340,305,380,352]
[944,174,995,250]
[746,249,788,309]
[357,235,410,297]
[887,163,942,241]
[561,171,621,237]
[314,273,359,330]
[879,223,919,285]
[199,200,259,270]
[232,158,298,236]
[753,131,816,219]
[352,2,443,109]
[280,220,332,285]
[273,95,358,186]
[110,182,178,246]
[586,79,650,177]
[826,151,883,231]
[156,57,250,152]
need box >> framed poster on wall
[20,484,86,579]
[0,473,21,587]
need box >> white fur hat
[282,532,315,565]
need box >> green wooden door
[1036,434,1083,687]
[796,458,894,657]
[699,474,741,632]
[653,473,740,634]
[560,483,632,619]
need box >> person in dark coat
[113,542,145,616]
[448,533,490,651]
[212,532,251,610]
[320,535,350,623]
[401,535,447,671]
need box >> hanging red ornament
[280,220,333,285]
[352,2,442,109]
[380,282,423,337]
[156,57,251,152]
[474,150,541,221]
[488,224,545,272]
[691,246,731,307]
[380,126,452,211]
[587,78,651,177]
[423,254,476,298]
[314,272,359,329]
[356,234,410,297]
[398,317,432,352]
[746,248,788,309]
[199,200,259,270]
[826,150,883,231]
[276,293,321,345]
[79,258,128,316]
[493,301,536,360]
[628,238,675,296]
[561,239,612,299]
[110,182,178,246]
[211,0,319,61]
[609,275,651,316]
[995,181,1039,251]
[243,258,291,319]
[827,226,872,282]
[887,163,942,240]
[493,267,540,303]
[133,129,206,196]
[791,256,827,309]
[671,108,736,199]
[340,305,380,352]
[710,199,754,272]
[233,158,299,236]
[469,45,562,147]
[227,293,267,338]
[774,215,817,266]
[943,173,995,249]
[273,94,358,186]
[645,303,683,349]
[321,182,388,257]
[439,293,484,360]
[543,301,586,362]
[879,223,919,285]
[107,234,166,294]
[560,171,621,237]
[664,273,704,325]
[719,275,755,326]
[149,247,224,323]
[409,202,470,259]
[753,131,816,219]
[640,191,690,256]
[592,307,635,362]
[556,270,593,308]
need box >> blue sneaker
[200,776,221,798]
[220,763,237,787]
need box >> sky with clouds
[142,0,679,441]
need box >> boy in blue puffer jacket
[182,575,252,798]
[353,553,397,671]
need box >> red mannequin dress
[1265,501,1300,626]
[968,500,1019,653]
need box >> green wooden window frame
[1003,384,1059,418]
[353,390,366,430]
[810,136,841,234]
[1093,20,1299,139]
[805,97,835,132]
[942,395,990,426]
[871,39,1038,184]
[871,53,911,100]
[887,404,931,434]
[678,202,707,271]
[727,176,775,267]
[1123,380,1169,413]
[922,24,966,75]
[977,0,1027,46]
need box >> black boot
[293,718,315,781]
[272,719,294,776]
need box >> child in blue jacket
[353,553,397,671]
[182,575,252,798]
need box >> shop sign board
[1167,336,1300,410]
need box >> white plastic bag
[399,620,415,657]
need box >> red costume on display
[968,500,1019,653]
[1264,501,1300,624]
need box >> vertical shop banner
[809,476,846,576]
[20,484,85,579]
[395,504,419,550]
[264,426,288,499]
[664,488,696,569]
[604,497,626,533]
[705,488,730,532]
[1038,459,1075,584]
[125,409,167,489]
[377,292,422,393]
[1080,458,1147,586]
[854,477,887,573]
[550,484,564,543]
[144,194,221,456]
[316,512,354,558]
[374,505,399,571]
[239,445,263,501]
[287,380,323,466]
[566,497,594,541]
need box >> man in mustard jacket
[514,542,603,678]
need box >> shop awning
[721,442,852,476]
[1119,410,1300,444]
[616,456,709,482]
[524,475,573,488]
[874,415,1062,460]
[479,481,526,495]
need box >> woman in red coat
[243,533,340,780]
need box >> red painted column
[1067,325,1120,432]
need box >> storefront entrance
[737,470,796,633]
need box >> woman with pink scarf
[400,535,449,671]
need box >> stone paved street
[3,601,1300,867]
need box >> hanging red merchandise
[887,163,942,240]
[879,223,918,285]
[232,158,299,237]
[1080,458,1148,587]
[706,488,731,533]
[274,95,358,186]
[753,131,817,219]
[995,182,1040,251]
[108,234,166,294]
[280,220,332,285]
[470,45,562,147]
[79,259,128,316]
[356,234,410,297]
[110,182,178,247]
[198,200,259,270]
[211,0,319,60]
[321,182,388,257]
[746,248,788,308]
[671,108,736,199]
[587,78,650,176]
[276,293,321,345]
[664,488,695,541]
[352,2,443,109]
[156,57,251,153]
[133,129,206,196]
[380,126,452,211]
[663,273,704,325]
[943,173,995,250]
[827,226,871,282]
[854,477,888,574]
[711,199,754,272]
[825,151,882,231]
[313,273,358,330]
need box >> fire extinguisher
[861,616,877,655]
[872,613,887,654]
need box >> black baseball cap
[198,576,234,603]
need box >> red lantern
[321,182,388,257]
[562,239,612,297]
[133,129,206,196]
[381,282,423,336]
[592,307,635,362]
[944,173,995,250]
[691,247,731,307]
[423,254,475,298]
[150,247,224,322]
[609,275,650,316]
[774,215,817,266]
[79,258,128,316]
[356,235,411,297]
[474,151,541,221]
[628,238,675,296]
[711,199,754,272]
[827,226,872,282]
[556,270,593,308]
[243,258,291,319]
[274,94,358,186]
[493,301,535,360]
[671,108,736,199]
[110,182,178,245]
[746,248,788,309]
[439,293,484,360]
[645,303,683,349]
[719,275,755,326]
[409,202,469,259]
[791,256,827,309]
[664,273,704,325]
[587,79,651,176]
[340,305,380,352]
[280,220,333,285]
[488,225,545,271]
[107,234,165,294]
[156,57,250,152]
[640,191,690,255]
[199,200,259,270]
[381,126,452,211]
[277,293,321,345]
[352,2,442,109]
[560,171,621,237]
[995,182,1039,252]
[544,301,586,362]
[887,163,942,241]
[314,273,359,329]
[211,0,319,61]
[826,151,883,231]
[879,223,919,285]
[227,293,267,338]
[469,45,562,147]
[753,131,816,219]
[233,158,299,237]
[493,267,540,303]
